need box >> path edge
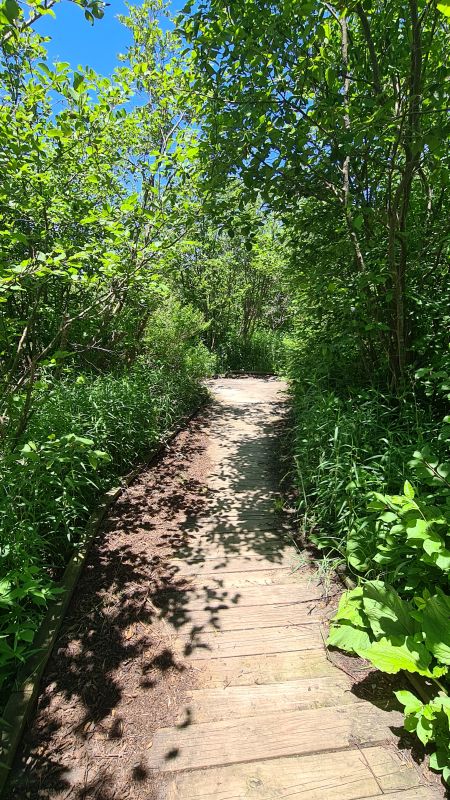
[0,397,210,797]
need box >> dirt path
[6,378,445,799]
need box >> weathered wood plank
[362,746,428,793]
[171,601,321,633]
[187,567,314,588]
[360,792,441,800]
[177,623,323,659]
[148,703,402,772]
[159,745,428,800]
[169,541,291,562]
[164,582,323,612]
[169,553,296,575]
[191,649,337,687]
[175,676,358,723]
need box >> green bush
[290,379,441,567]
[215,328,286,373]
[328,573,450,783]
[0,354,208,699]
[289,358,449,784]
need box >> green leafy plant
[396,691,450,784]
[0,570,58,690]
[366,476,450,592]
[328,581,449,781]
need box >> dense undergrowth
[0,329,211,700]
[288,351,450,780]
[215,329,286,374]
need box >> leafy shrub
[363,475,450,594]
[328,578,449,783]
[324,427,449,784]
[0,359,208,700]
[290,365,449,783]
[143,300,216,379]
[215,329,286,373]
[290,380,441,568]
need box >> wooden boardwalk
[148,378,442,800]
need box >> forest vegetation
[0,0,449,782]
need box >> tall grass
[290,378,441,573]
[0,355,210,697]
[215,329,286,373]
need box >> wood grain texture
[169,554,296,575]
[171,601,321,633]
[187,567,315,587]
[168,582,323,611]
[159,746,429,800]
[191,649,338,687]
[175,676,358,723]
[148,703,403,772]
[177,623,323,660]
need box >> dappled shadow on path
[5,378,305,800]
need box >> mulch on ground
[5,413,213,800]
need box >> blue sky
[35,0,185,75]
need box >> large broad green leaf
[422,593,450,665]
[405,517,429,541]
[395,690,423,714]
[358,636,432,675]
[362,581,417,639]
[327,623,371,653]
[328,587,372,653]
[333,587,366,627]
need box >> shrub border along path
[0,401,208,796]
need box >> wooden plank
[159,748,381,800]
[177,624,323,660]
[359,792,442,800]
[170,532,286,554]
[168,539,293,562]
[159,747,437,800]
[179,509,286,521]
[176,676,358,723]
[148,703,402,772]
[172,601,321,633]
[362,746,433,794]
[166,582,323,611]
[169,553,297,575]
[188,567,315,588]
[191,649,337,687]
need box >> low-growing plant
[215,329,286,374]
[328,468,450,784]
[0,358,209,702]
[361,475,450,593]
[0,570,59,690]
[289,380,441,566]
[328,578,450,783]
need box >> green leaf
[73,73,85,91]
[422,593,450,664]
[3,0,20,22]
[405,517,429,542]
[358,636,433,675]
[403,480,415,499]
[17,628,35,643]
[437,3,450,17]
[416,714,434,745]
[362,581,417,638]
[395,690,423,714]
[327,623,371,652]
